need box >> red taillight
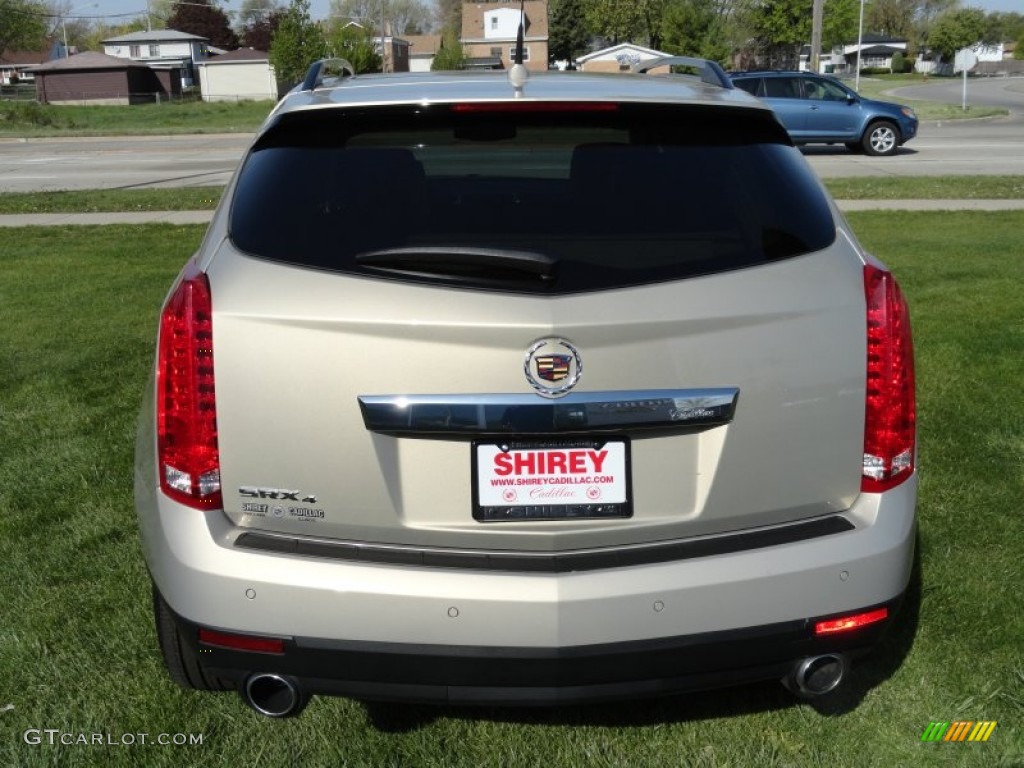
[157,265,221,510]
[814,607,889,635]
[450,101,619,113]
[862,264,915,493]
[198,629,285,654]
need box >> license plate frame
[472,438,632,522]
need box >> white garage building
[197,48,280,102]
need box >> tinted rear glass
[229,103,835,294]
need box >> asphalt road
[1,78,1022,192]
[0,134,250,193]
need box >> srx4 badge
[239,487,318,503]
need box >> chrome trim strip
[234,515,854,573]
[358,388,739,437]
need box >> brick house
[28,51,181,105]
[461,1,548,71]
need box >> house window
[509,46,530,62]
[149,44,160,57]
[490,18,498,30]
[129,45,141,57]
[490,47,502,56]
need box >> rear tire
[153,584,229,691]
[862,121,899,156]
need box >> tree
[913,0,957,56]
[821,0,858,50]
[548,0,589,63]
[240,9,284,50]
[661,0,731,64]
[167,0,239,49]
[583,0,664,47]
[928,7,986,61]
[325,22,381,72]
[982,11,1024,47]
[327,0,434,36]
[270,0,326,85]
[738,0,811,69]
[146,0,173,29]
[430,31,466,70]
[237,0,282,31]
[1,0,48,54]
[865,0,916,40]
[436,0,461,38]
[49,0,95,52]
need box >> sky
[69,0,1023,32]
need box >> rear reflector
[157,264,222,510]
[862,264,916,493]
[198,629,285,655]
[815,607,889,635]
[451,101,619,113]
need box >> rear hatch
[207,100,866,553]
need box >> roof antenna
[508,0,528,96]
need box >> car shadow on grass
[363,538,924,733]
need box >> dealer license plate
[473,439,631,522]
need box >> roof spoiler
[631,56,733,89]
[300,58,356,91]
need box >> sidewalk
[0,211,214,227]
[1,200,1023,227]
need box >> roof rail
[631,56,733,89]
[300,58,356,92]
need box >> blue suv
[730,71,918,156]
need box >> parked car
[729,70,918,156]
[135,56,917,717]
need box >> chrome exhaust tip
[784,653,847,697]
[241,673,306,717]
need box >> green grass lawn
[0,187,225,213]
[1,216,1022,767]
[0,99,272,138]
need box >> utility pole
[810,0,823,73]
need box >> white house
[196,48,279,102]
[975,42,1005,63]
[827,34,908,75]
[575,44,672,74]
[102,29,209,87]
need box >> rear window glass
[229,104,835,294]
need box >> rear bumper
[138,459,916,702]
[138,473,916,649]
[167,594,903,705]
